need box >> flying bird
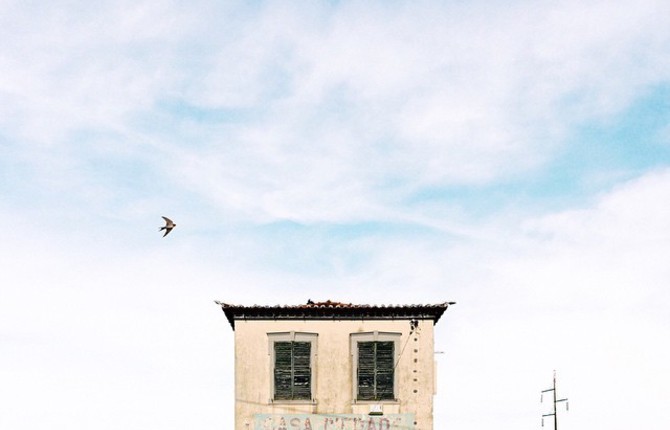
[160,216,176,237]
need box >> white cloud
[435,168,670,429]
[166,0,670,221]
[3,1,670,225]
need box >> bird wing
[162,216,174,226]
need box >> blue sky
[2,1,670,429]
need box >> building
[216,300,454,430]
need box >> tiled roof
[215,300,455,330]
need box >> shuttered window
[357,341,394,400]
[274,341,311,400]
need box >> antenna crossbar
[540,371,569,429]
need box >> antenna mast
[541,370,568,429]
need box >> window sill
[352,399,399,405]
[270,399,317,405]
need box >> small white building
[217,300,453,430]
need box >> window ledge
[352,400,400,405]
[270,400,318,405]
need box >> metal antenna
[541,370,569,429]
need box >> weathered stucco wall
[234,319,436,430]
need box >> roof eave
[215,301,455,331]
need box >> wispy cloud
[3,1,670,224]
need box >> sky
[1,1,670,429]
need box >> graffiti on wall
[254,414,414,430]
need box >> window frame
[350,331,401,403]
[267,332,318,403]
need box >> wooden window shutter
[274,341,311,400]
[357,341,395,400]
[375,341,395,400]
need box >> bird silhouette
[160,216,176,237]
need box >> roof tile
[215,300,455,330]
